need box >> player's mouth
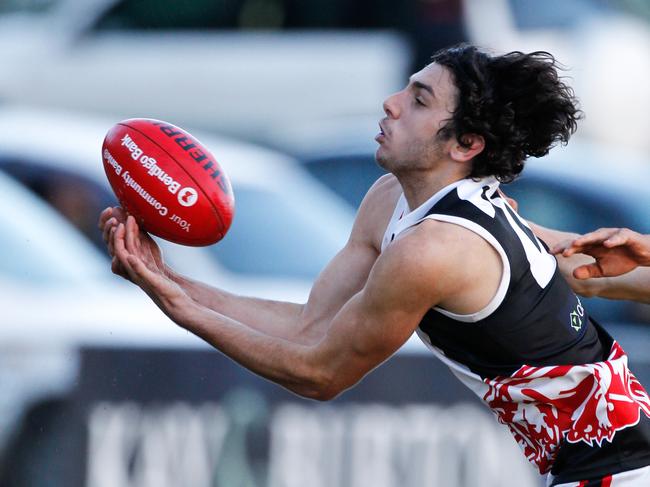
[375,121,388,143]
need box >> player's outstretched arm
[99,206,306,335]
[99,175,398,344]
[111,217,448,400]
[530,223,650,303]
[155,230,380,345]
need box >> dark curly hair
[431,45,583,182]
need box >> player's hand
[111,215,191,317]
[99,207,165,281]
[550,227,650,279]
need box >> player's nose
[382,91,401,119]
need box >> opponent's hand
[111,215,191,317]
[99,207,166,281]
[550,227,650,279]
[497,189,519,212]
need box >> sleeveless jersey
[381,176,650,484]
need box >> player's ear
[450,134,485,163]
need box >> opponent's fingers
[498,190,519,212]
[601,228,638,248]
[571,228,621,248]
[562,243,613,260]
[551,238,608,258]
[572,263,605,280]
[561,245,584,258]
[549,238,579,256]
[505,197,518,212]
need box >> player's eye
[414,96,426,106]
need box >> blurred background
[0,1,649,486]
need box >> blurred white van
[0,0,410,144]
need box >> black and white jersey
[381,177,650,484]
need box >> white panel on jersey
[457,177,556,290]
[456,176,499,218]
[492,196,557,289]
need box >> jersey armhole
[421,214,511,323]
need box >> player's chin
[374,147,393,171]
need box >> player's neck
[396,166,468,210]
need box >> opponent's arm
[112,221,448,400]
[531,223,650,303]
[550,227,650,277]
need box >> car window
[508,0,614,30]
[0,157,348,281]
[503,176,646,234]
[208,186,344,279]
[0,159,118,253]
[0,219,65,282]
[303,154,386,208]
[92,0,401,31]
[0,171,108,284]
[0,0,59,14]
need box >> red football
[101,118,234,246]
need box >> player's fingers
[113,223,138,280]
[98,207,113,229]
[111,256,129,280]
[102,217,117,245]
[142,231,155,249]
[125,215,140,255]
[126,254,159,285]
[112,223,127,257]
[112,206,128,223]
[107,226,117,256]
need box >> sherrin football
[102,118,234,246]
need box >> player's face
[375,63,458,173]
